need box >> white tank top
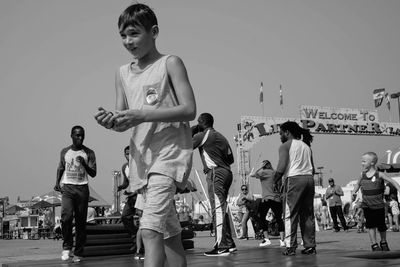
[286,139,313,177]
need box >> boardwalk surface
[2,229,400,267]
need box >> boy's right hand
[94,107,115,129]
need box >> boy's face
[119,24,158,60]
[361,154,375,172]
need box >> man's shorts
[140,174,181,239]
[363,207,387,232]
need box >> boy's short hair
[124,145,129,152]
[118,3,158,32]
[364,151,378,164]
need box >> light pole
[112,171,122,216]
[316,166,324,187]
[390,92,400,123]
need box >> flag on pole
[279,84,283,106]
[259,82,263,104]
[373,88,385,108]
[385,92,391,110]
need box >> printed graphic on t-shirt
[143,82,160,106]
[63,150,88,183]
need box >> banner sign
[300,105,400,136]
[240,105,400,150]
[240,116,297,150]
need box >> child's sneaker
[371,243,382,251]
[259,238,271,247]
[61,250,71,261]
[380,241,390,251]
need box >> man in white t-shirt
[55,125,97,262]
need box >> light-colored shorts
[140,174,181,239]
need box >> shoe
[380,241,390,251]
[229,244,237,253]
[280,240,286,247]
[238,235,249,240]
[72,256,82,263]
[204,248,230,256]
[61,250,71,261]
[371,243,382,251]
[301,247,317,255]
[133,252,145,260]
[282,247,296,256]
[334,229,340,232]
[259,238,272,247]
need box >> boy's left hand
[112,109,144,132]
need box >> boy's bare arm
[351,176,362,197]
[112,56,196,132]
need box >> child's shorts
[140,174,181,239]
[363,207,387,232]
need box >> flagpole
[280,84,283,117]
[260,82,264,117]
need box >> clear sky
[1,0,400,203]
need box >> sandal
[380,241,390,251]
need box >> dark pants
[259,199,284,233]
[207,167,235,250]
[121,195,138,247]
[61,184,89,256]
[329,205,348,231]
[283,176,316,249]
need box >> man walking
[326,178,349,232]
[55,125,97,263]
[192,113,236,256]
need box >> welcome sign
[240,105,400,150]
[300,105,400,136]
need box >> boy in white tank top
[94,4,196,267]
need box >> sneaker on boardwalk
[61,250,71,261]
[259,238,271,247]
[204,248,230,256]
